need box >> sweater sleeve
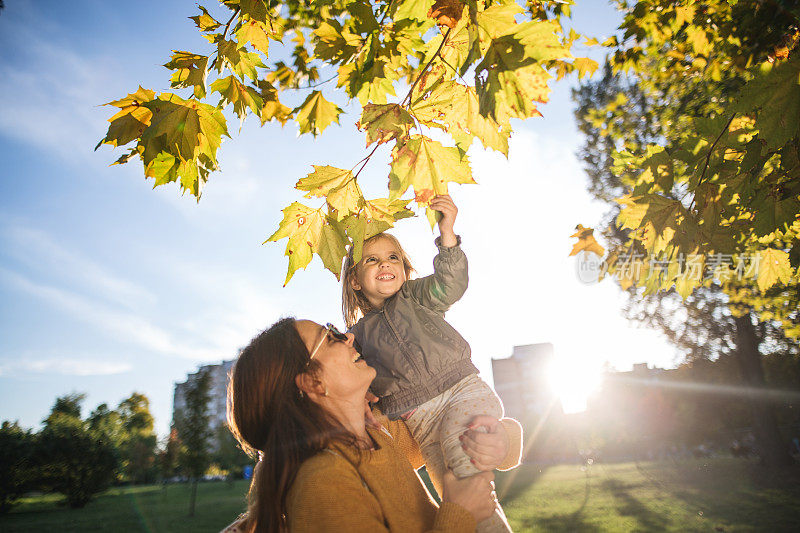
[402,236,468,314]
[287,452,476,533]
[498,417,523,471]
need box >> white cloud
[0,267,222,361]
[0,356,132,377]
[1,224,156,309]
[0,33,111,164]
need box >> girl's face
[351,237,407,309]
[295,320,375,400]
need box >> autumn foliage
[97,0,593,284]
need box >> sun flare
[548,358,603,414]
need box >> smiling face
[350,236,408,309]
[294,320,376,400]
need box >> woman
[225,318,522,532]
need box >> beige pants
[405,374,512,533]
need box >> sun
[547,357,602,414]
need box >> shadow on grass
[501,464,598,533]
[652,461,800,533]
[602,478,669,531]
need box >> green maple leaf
[215,38,265,80]
[145,152,179,186]
[313,20,361,62]
[474,19,569,121]
[265,202,326,285]
[357,104,415,147]
[363,197,414,225]
[293,91,343,137]
[410,81,509,155]
[388,135,475,207]
[296,165,354,197]
[236,19,271,55]
[164,52,209,99]
[253,80,292,125]
[238,0,270,24]
[210,75,263,120]
[341,212,396,263]
[751,194,800,236]
[338,60,398,106]
[617,194,684,254]
[97,86,156,149]
[295,165,364,219]
[757,248,794,292]
[190,6,221,32]
[393,0,435,22]
[735,56,800,150]
[639,146,675,192]
[142,93,228,163]
[318,221,349,279]
[475,2,523,42]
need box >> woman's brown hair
[341,233,415,328]
[227,317,359,533]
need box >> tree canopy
[97,0,597,284]
[569,0,800,339]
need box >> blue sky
[0,0,679,437]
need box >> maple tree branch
[689,113,736,212]
[378,0,394,25]
[352,142,383,179]
[222,8,240,40]
[203,8,241,86]
[402,26,453,106]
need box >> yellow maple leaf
[569,225,605,257]
[756,248,793,292]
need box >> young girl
[342,195,513,533]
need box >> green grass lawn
[499,458,800,532]
[2,459,799,532]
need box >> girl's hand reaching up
[430,194,458,247]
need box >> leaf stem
[689,113,736,212]
[402,26,453,106]
[204,8,241,82]
[352,142,383,179]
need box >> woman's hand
[459,415,510,471]
[430,194,458,247]
[442,470,497,523]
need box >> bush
[35,414,119,508]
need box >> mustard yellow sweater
[221,415,522,533]
[285,415,522,533]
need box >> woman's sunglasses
[309,323,349,361]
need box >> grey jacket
[349,237,477,419]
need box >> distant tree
[0,421,35,514]
[87,403,123,446]
[158,427,182,491]
[44,392,85,423]
[212,423,251,483]
[36,397,119,508]
[117,393,158,484]
[174,368,212,516]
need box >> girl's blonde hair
[342,232,415,328]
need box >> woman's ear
[295,372,326,398]
[349,275,362,291]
